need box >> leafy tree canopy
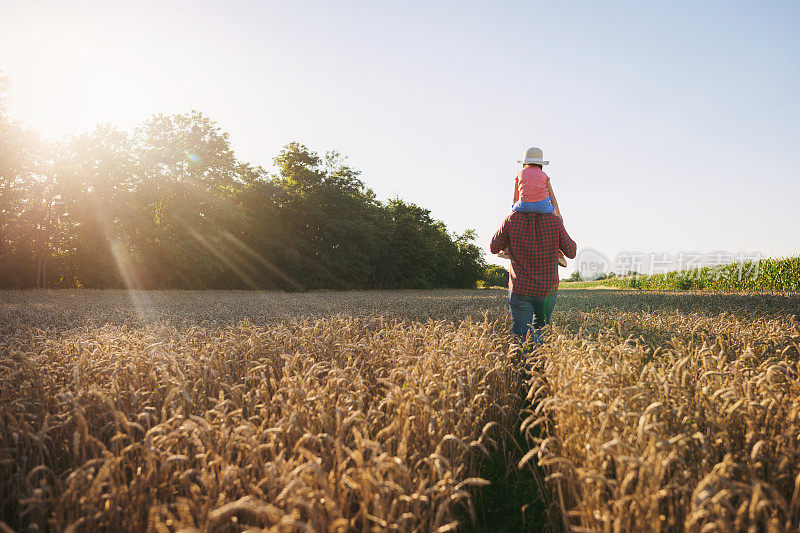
[0,104,489,290]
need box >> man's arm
[557,217,577,259]
[490,220,509,255]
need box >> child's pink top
[515,166,550,202]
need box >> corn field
[2,289,799,532]
[603,256,800,291]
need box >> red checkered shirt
[490,212,576,296]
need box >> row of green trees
[1,91,487,290]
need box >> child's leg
[512,198,556,214]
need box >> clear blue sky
[3,1,799,270]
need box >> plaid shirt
[490,212,576,296]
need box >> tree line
[0,91,490,290]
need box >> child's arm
[547,181,562,218]
[513,176,519,205]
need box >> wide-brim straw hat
[517,147,549,165]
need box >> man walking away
[490,211,576,344]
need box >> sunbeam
[218,230,300,290]
[108,238,157,322]
[171,212,261,290]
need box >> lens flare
[187,153,202,164]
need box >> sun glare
[12,52,167,139]
[5,12,178,140]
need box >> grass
[559,279,615,290]
[463,382,550,532]
[465,434,547,532]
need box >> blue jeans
[512,197,555,214]
[508,291,558,343]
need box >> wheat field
[1,289,799,532]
